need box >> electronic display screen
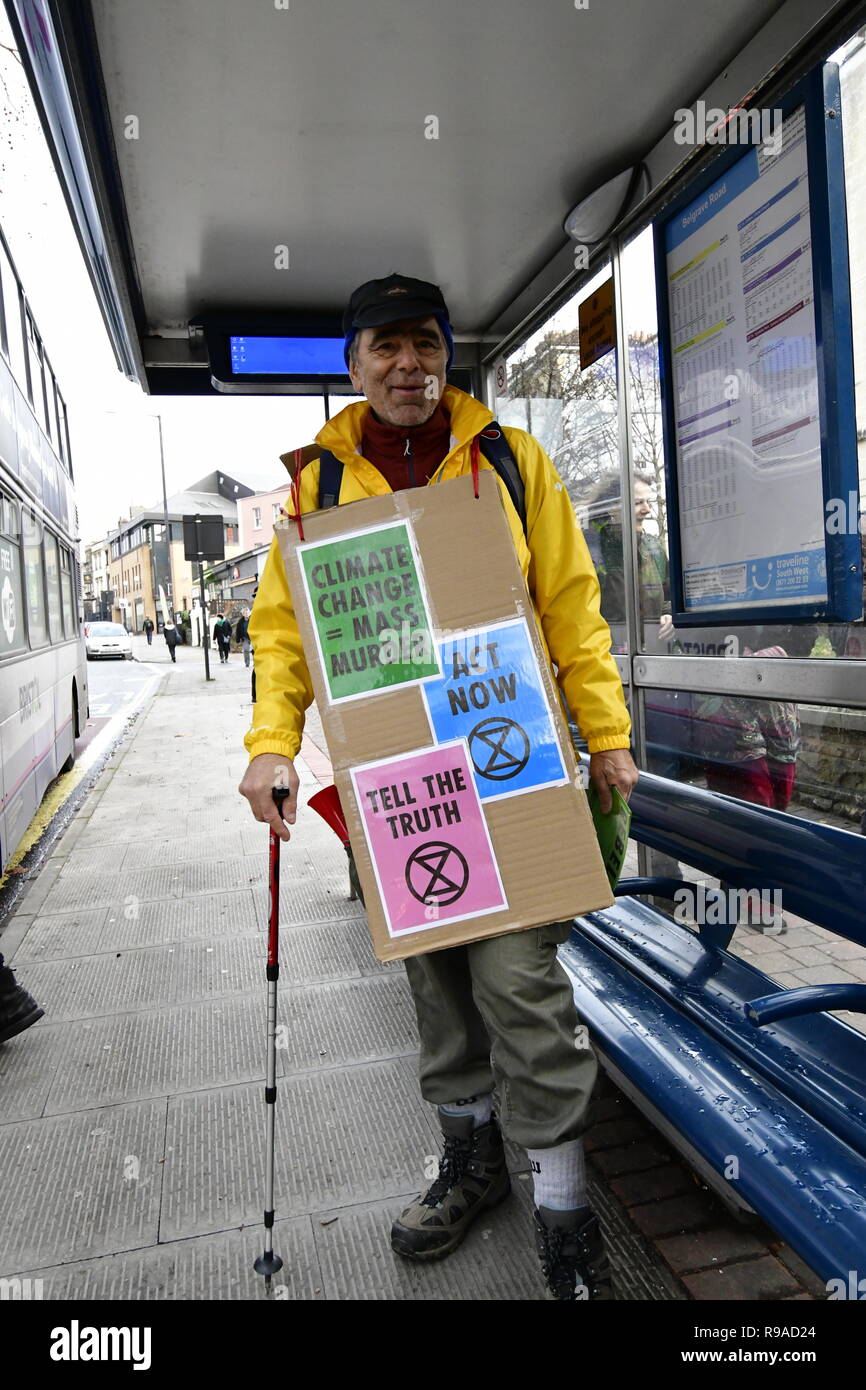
[229,335,347,375]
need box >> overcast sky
[0,13,326,544]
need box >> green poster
[298,520,442,702]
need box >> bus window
[59,396,73,476]
[60,544,75,636]
[44,530,62,642]
[42,357,58,447]
[22,509,47,647]
[25,312,49,436]
[0,491,26,658]
[50,378,65,464]
[0,242,27,390]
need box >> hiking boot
[534,1206,614,1300]
[390,1111,511,1261]
[0,961,44,1044]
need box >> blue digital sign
[229,336,347,375]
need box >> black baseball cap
[342,273,451,334]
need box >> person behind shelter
[239,274,638,1301]
[583,468,672,650]
[213,613,233,664]
[695,635,800,935]
[583,468,687,799]
[163,620,179,663]
[234,608,252,668]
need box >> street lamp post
[155,414,173,620]
[104,410,174,631]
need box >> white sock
[439,1094,494,1128]
[527,1139,588,1211]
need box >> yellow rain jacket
[245,385,631,762]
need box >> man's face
[634,481,654,532]
[348,316,448,427]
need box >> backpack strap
[318,449,344,509]
[317,424,527,536]
[476,423,527,535]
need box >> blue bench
[560,772,866,1288]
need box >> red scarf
[361,403,452,491]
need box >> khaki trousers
[403,922,598,1149]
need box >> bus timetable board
[654,64,861,626]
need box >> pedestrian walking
[213,614,233,664]
[239,273,637,1301]
[143,616,154,646]
[163,621,180,663]
[235,609,252,668]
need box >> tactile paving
[180,857,263,896]
[276,974,417,1072]
[17,934,272,1021]
[13,907,109,961]
[160,1057,435,1240]
[38,864,183,914]
[73,817,172,845]
[278,918,393,983]
[0,1100,166,1271]
[41,997,266,1112]
[15,1216,322,1300]
[50,846,132,876]
[102,890,260,950]
[19,949,177,1022]
[250,877,366,926]
[0,1022,58,1121]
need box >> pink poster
[350,740,508,937]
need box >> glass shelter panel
[494,264,629,649]
[622,42,865,668]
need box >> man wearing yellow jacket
[240,274,637,1300]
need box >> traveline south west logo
[49,1321,152,1371]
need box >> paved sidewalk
[1,652,649,1300]
[0,647,827,1300]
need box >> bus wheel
[60,684,79,774]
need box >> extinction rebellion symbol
[405,841,469,906]
[469,716,530,780]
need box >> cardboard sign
[422,618,568,799]
[351,741,507,937]
[277,473,615,961]
[297,519,441,701]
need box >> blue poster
[421,618,568,800]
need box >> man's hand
[239,754,300,842]
[589,749,639,815]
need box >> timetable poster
[663,105,828,613]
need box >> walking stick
[254,786,289,1292]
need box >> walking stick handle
[272,785,290,812]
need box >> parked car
[85,621,133,660]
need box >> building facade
[237,483,290,553]
[103,471,254,632]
